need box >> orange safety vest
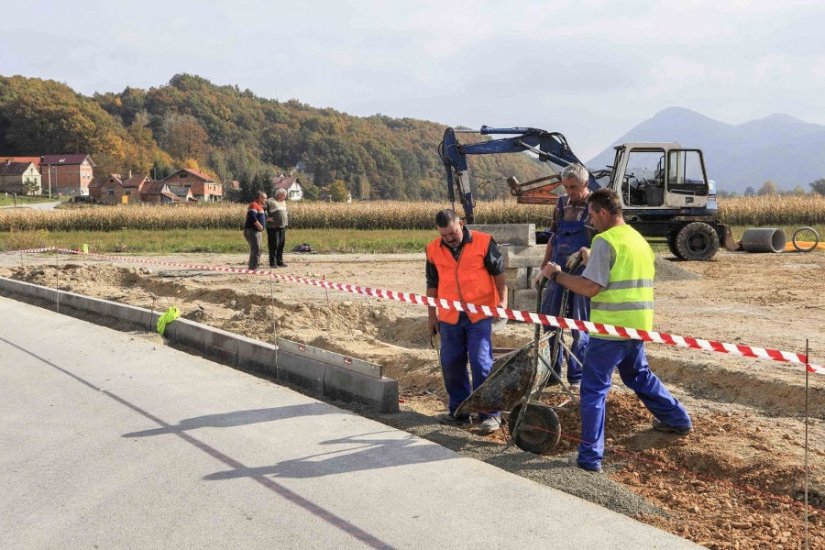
[426,230,500,324]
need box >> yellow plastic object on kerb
[156,306,181,336]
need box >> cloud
[2,0,824,157]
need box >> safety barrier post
[55,249,60,314]
[804,338,810,550]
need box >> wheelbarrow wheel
[509,403,561,454]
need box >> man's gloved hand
[565,247,590,270]
[533,270,545,289]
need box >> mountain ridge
[588,107,825,193]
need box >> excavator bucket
[507,174,563,205]
[723,226,739,251]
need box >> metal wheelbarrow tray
[455,330,563,454]
[454,277,579,454]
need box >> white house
[271,173,304,201]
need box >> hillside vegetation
[0,74,548,201]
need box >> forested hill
[0,74,548,200]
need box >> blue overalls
[540,196,591,384]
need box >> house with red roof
[271,173,304,201]
[163,168,222,201]
[40,154,95,197]
[1,156,42,168]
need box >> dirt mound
[654,256,702,281]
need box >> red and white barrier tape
[5,246,823,375]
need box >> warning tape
[4,246,823,375]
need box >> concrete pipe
[740,228,786,253]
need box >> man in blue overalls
[537,164,593,389]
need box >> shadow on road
[122,403,334,438]
[204,429,454,480]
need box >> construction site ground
[2,249,823,549]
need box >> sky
[2,0,824,159]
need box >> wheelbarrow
[455,277,580,454]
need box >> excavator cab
[610,143,711,210]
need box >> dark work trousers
[577,338,692,470]
[267,226,286,266]
[244,228,262,270]
[540,265,589,384]
[438,313,498,421]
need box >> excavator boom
[439,126,599,222]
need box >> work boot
[476,417,501,435]
[277,262,288,267]
[568,454,602,473]
[652,418,692,436]
[437,412,470,427]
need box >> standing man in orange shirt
[426,209,507,435]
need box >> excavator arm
[438,125,602,222]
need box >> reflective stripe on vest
[590,224,655,335]
[426,230,499,324]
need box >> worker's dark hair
[587,188,622,216]
[435,209,460,228]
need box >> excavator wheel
[667,232,684,259]
[675,222,720,261]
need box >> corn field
[0,196,823,232]
[0,201,550,231]
[719,195,825,226]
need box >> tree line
[0,74,548,201]
[718,178,825,198]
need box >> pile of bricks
[468,223,546,312]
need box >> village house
[40,154,95,197]
[139,181,180,204]
[167,184,195,202]
[0,161,42,195]
[1,156,41,169]
[89,173,150,205]
[271,173,304,201]
[163,168,222,201]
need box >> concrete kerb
[0,276,399,413]
[234,333,278,378]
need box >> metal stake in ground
[55,249,60,314]
[804,338,810,550]
[269,277,278,343]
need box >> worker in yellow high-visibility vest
[542,188,692,473]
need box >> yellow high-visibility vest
[590,224,655,336]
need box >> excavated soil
[1,250,824,549]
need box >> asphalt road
[0,295,699,549]
[0,200,61,210]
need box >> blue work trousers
[438,313,498,420]
[578,338,692,470]
[540,274,589,384]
